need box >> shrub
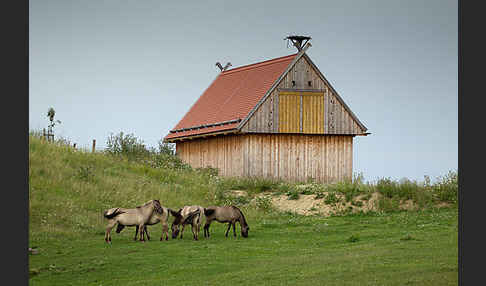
[433,170,458,203]
[376,178,397,198]
[195,167,219,177]
[146,153,191,171]
[105,132,150,160]
[158,140,175,155]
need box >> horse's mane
[232,206,248,226]
[137,200,153,208]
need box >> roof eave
[164,129,240,143]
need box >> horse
[169,205,205,240]
[115,204,173,241]
[203,206,249,238]
[103,199,163,243]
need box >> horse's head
[241,224,250,238]
[169,208,183,239]
[153,199,163,214]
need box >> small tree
[46,107,61,141]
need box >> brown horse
[103,199,163,243]
[169,205,204,240]
[203,206,249,238]
[115,205,173,241]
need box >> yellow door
[302,92,324,133]
[278,92,301,133]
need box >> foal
[170,205,204,240]
[203,206,249,238]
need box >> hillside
[28,135,458,285]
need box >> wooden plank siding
[176,134,244,177]
[241,55,365,135]
[176,133,353,183]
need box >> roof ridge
[221,53,297,75]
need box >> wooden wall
[241,55,364,135]
[176,133,353,183]
[242,134,353,183]
[176,134,244,178]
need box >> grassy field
[28,135,458,285]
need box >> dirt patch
[253,191,437,216]
[255,191,384,216]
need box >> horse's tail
[103,208,124,219]
[204,208,215,217]
[183,209,201,225]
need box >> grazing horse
[115,205,174,241]
[103,199,163,243]
[169,205,204,240]
[203,206,249,238]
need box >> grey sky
[29,0,457,183]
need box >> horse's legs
[138,224,145,242]
[232,221,236,237]
[144,226,150,241]
[203,222,210,237]
[161,223,169,241]
[105,220,117,243]
[191,223,197,240]
[180,224,186,239]
[134,225,139,241]
[225,223,232,237]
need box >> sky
[29,0,457,183]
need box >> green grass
[29,135,458,285]
[29,209,458,286]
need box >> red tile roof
[165,53,297,140]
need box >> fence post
[92,139,96,153]
[73,143,77,150]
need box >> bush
[145,153,191,171]
[376,178,397,198]
[433,170,458,203]
[158,140,175,155]
[105,132,150,160]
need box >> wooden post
[92,139,96,153]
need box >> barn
[164,37,369,183]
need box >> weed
[76,165,94,181]
[324,193,341,205]
[347,234,360,243]
[286,190,300,200]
